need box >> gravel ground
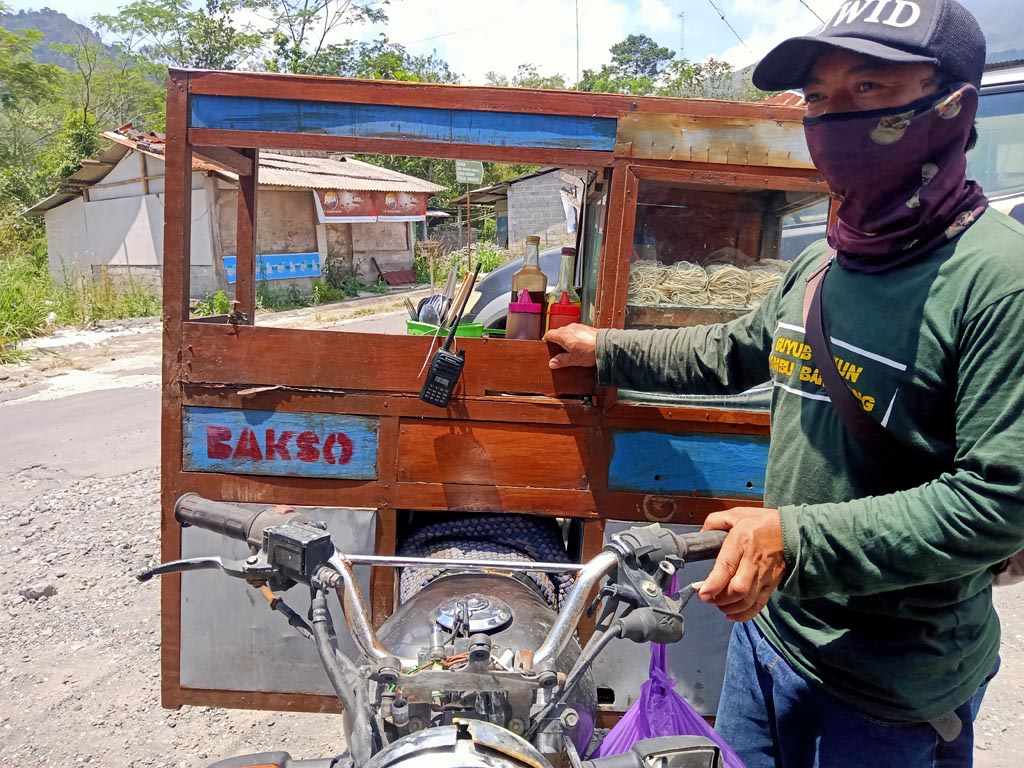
[0,467,345,767]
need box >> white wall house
[27,128,443,299]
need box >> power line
[798,0,826,24]
[705,0,752,54]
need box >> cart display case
[159,68,829,720]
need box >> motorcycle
[139,494,728,768]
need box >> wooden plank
[161,69,192,710]
[190,94,618,153]
[182,406,380,479]
[393,483,599,517]
[629,162,826,193]
[371,507,397,630]
[604,402,770,431]
[625,304,751,330]
[396,420,590,490]
[234,148,258,323]
[189,128,614,168]
[616,112,815,169]
[192,144,253,176]
[181,385,602,427]
[597,164,639,330]
[184,69,808,123]
[179,323,596,399]
[607,430,769,499]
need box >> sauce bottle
[544,247,581,332]
[506,290,543,340]
[511,236,548,306]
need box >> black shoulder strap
[801,251,915,461]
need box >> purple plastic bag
[591,642,745,768]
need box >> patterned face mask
[803,84,989,274]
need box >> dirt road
[1,301,1021,767]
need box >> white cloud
[720,0,837,68]
[350,0,649,85]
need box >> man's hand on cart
[545,324,598,369]
[699,507,787,623]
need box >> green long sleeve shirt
[596,208,1024,722]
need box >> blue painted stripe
[608,430,768,499]
[223,253,321,284]
[190,94,618,152]
[183,407,378,480]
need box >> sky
[5,0,845,83]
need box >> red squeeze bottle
[545,291,581,332]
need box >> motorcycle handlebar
[672,529,727,562]
[174,493,314,547]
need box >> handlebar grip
[673,530,727,562]
[174,493,261,542]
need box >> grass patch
[0,216,162,362]
[414,240,511,286]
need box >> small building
[26,127,444,298]
[451,168,586,254]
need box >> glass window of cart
[619,178,827,409]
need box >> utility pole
[678,11,685,59]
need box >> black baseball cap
[752,0,986,91]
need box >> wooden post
[234,148,258,324]
[159,69,193,709]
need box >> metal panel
[179,506,376,694]
[608,430,768,498]
[182,407,379,479]
[615,113,815,169]
[190,95,618,152]
[591,521,732,715]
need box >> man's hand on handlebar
[544,324,598,370]
[698,507,787,623]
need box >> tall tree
[255,0,390,74]
[94,0,264,70]
[659,57,750,101]
[609,34,674,80]
[486,64,568,90]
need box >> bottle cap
[509,289,542,314]
[547,292,582,316]
[560,246,576,255]
[526,236,541,244]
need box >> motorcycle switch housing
[263,521,333,580]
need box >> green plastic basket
[406,320,485,338]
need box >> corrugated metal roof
[26,125,443,214]
[256,152,444,193]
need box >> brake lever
[136,555,275,585]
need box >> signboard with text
[455,160,484,185]
[182,407,379,479]
[313,189,430,224]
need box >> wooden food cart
[160,68,828,722]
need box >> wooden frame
[160,69,827,714]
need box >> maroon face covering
[803,84,989,274]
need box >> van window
[969,86,1024,199]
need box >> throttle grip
[672,529,727,562]
[174,493,314,547]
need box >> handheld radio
[419,263,482,408]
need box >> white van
[971,63,1024,223]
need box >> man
[546,1,1024,765]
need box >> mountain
[0,8,110,69]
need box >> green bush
[414,240,513,287]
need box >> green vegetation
[415,241,512,286]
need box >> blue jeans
[715,622,998,768]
